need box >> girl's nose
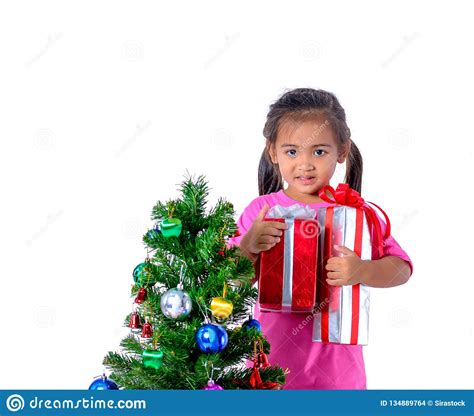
[298,153,315,170]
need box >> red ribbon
[318,183,391,344]
[319,183,391,256]
[232,365,281,390]
[319,183,365,207]
[248,366,281,389]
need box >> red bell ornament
[129,311,142,333]
[141,319,153,339]
[256,351,270,368]
[134,287,147,304]
[254,339,270,368]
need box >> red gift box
[257,205,319,312]
[312,183,391,345]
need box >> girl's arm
[326,245,412,288]
[361,256,411,288]
[239,242,259,264]
[239,234,260,285]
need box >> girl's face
[268,117,349,203]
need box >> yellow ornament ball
[210,297,233,320]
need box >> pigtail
[258,148,283,195]
[344,139,363,194]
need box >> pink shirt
[226,189,413,390]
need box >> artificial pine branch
[103,172,286,389]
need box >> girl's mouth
[296,176,315,185]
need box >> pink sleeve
[372,207,414,276]
[226,198,264,249]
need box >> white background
[1,0,473,389]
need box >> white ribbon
[267,203,316,220]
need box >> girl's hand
[239,203,288,261]
[325,245,368,286]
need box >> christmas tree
[100,173,287,389]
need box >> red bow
[319,183,365,207]
[248,366,281,389]
[319,184,391,257]
[232,367,281,389]
[232,341,283,390]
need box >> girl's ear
[337,141,351,163]
[267,141,278,164]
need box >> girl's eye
[285,149,326,157]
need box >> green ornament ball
[160,218,182,238]
[133,261,158,286]
[142,349,164,370]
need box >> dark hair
[258,88,363,195]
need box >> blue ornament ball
[146,228,161,242]
[195,323,228,353]
[88,374,119,390]
[242,318,262,333]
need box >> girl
[227,88,413,389]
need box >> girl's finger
[326,271,342,279]
[255,203,270,222]
[261,227,284,237]
[259,235,280,244]
[326,278,345,286]
[325,262,340,272]
[333,245,357,257]
[258,243,277,251]
[264,221,289,231]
